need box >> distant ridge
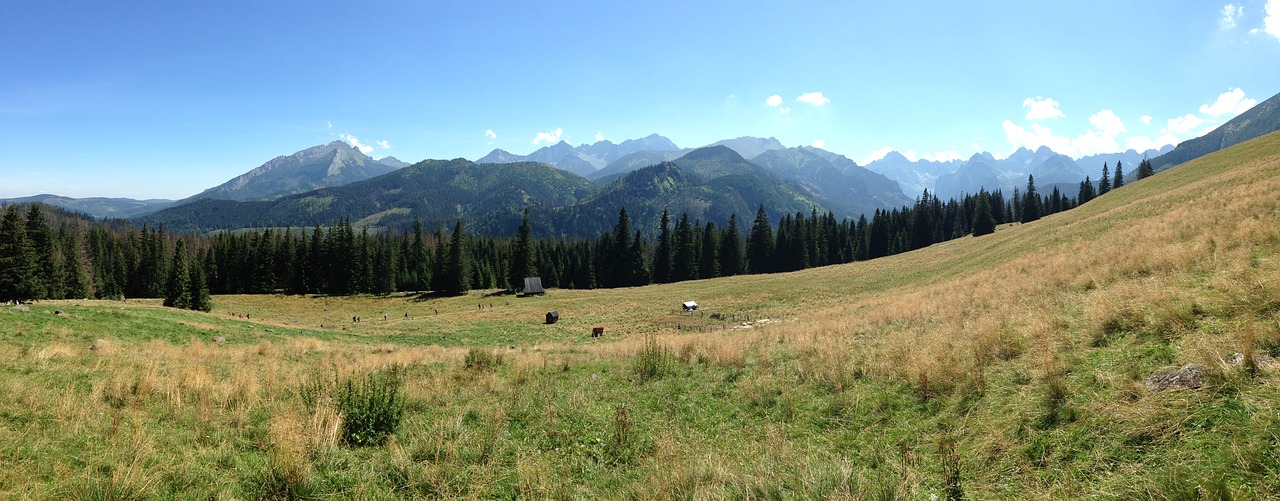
[476,134,681,175]
[0,194,174,219]
[1151,90,1280,172]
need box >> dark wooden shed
[545,310,559,324]
[523,277,545,295]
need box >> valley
[2,132,1279,498]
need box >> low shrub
[336,366,406,447]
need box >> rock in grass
[212,336,226,344]
[89,339,109,352]
[1143,364,1206,392]
[12,305,29,312]
[1227,352,1275,370]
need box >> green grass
[3,133,1280,498]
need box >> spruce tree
[652,209,672,283]
[430,227,448,292]
[25,205,62,299]
[972,192,996,236]
[626,230,650,287]
[164,239,192,309]
[510,209,534,290]
[1098,163,1111,195]
[62,228,90,299]
[1113,160,1124,189]
[1137,158,1155,180]
[446,220,469,295]
[188,249,212,312]
[410,219,428,291]
[746,205,774,274]
[608,208,634,287]
[673,212,697,281]
[0,206,36,301]
[1021,175,1040,223]
[700,222,719,279]
[719,213,744,277]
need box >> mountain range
[477,134,681,176]
[145,145,843,238]
[867,145,1174,199]
[12,89,1280,226]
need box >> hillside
[5,133,1280,498]
[1151,90,1280,172]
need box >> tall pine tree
[1021,175,1040,223]
[972,191,996,236]
[746,205,774,274]
[188,248,212,312]
[164,238,192,309]
[445,220,469,295]
[1098,163,1111,195]
[509,209,534,290]
[0,206,36,301]
[1113,160,1124,189]
[652,209,673,283]
[719,213,744,277]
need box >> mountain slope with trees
[1151,89,1280,172]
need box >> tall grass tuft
[633,335,671,381]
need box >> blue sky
[2,0,1278,199]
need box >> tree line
[0,157,1156,308]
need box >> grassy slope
[2,132,1279,498]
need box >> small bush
[301,366,406,447]
[464,348,502,371]
[336,366,406,447]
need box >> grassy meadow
[3,132,1280,499]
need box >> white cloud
[340,133,374,154]
[796,91,831,106]
[327,121,333,129]
[484,129,497,139]
[1125,134,1181,152]
[1088,110,1127,136]
[1199,87,1256,117]
[1140,115,1152,125]
[1163,114,1207,134]
[1263,0,1280,40]
[594,131,605,142]
[811,139,826,149]
[1002,120,1075,156]
[376,140,391,149]
[1023,97,1066,120]
[780,106,792,114]
[532,127,563,145]
[860,146,895,165]
[765,95,783,107]
[1221,4,1243,29]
